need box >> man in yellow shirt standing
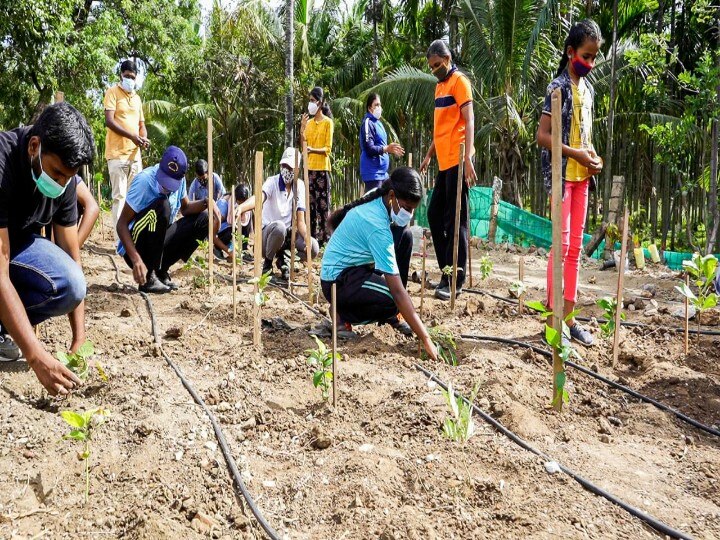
[104,59,150,242]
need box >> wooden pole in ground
[253,151,264,348]
[331,283,338,407]
[207,119,214,293]
[612,208,629,368]
[408,153,413,168]
[290,149,300,294]
[54,91,64,103]
[450,143,466,310]
[550,88,565,412]
[302,142,313,303]
[468,227,473,288]
[232,185,237,320]
[684,273,690,355]
[518,256,525,315]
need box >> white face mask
[308,102,319,116]
[372,106,382,120]
[390,197,413,227]
[121,77,135,93]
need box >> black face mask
[432,63,449,81]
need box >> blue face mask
[32,145,67,199]
[390,196,413,227]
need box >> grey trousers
[262,220,319,263]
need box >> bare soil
[1,221,719,539]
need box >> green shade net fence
[415,186,701,270]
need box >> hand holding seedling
[57,340,108,383]
[421,335,439,361]
[28,351,81,396]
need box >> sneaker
[569,324,594,346]
[0,333,21,362]
[338,322,358,340]
[261,258,273,276]
[156,269,178,291]
[280,266,290,281]
[139,272,172,294]
[392,321,413,336]
[213,247,224,260]
[242,252,254,263]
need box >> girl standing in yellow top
[301,87,334,246]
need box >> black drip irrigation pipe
[461,334,720,439]
[464,287,720,336]
[414,362,695,540]
[88,246,281,540]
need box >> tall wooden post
[231,185,237,319]
[518,256,525,315]
[290,149,300,294]
[331,283,338,407]
[207,118,215,293]
[54,91,64,103]
[420,232,427,317]
[450,143,465,309]
[550,88,565,412]
[408,153,413,168]
[302,142,313,303]
[253,151,264,348]
[684,273,690,355]
[612,208,629,367]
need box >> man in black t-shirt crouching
[0,102,95,396]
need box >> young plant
[56,340,107,382]
[509,280,527,299]
[596,297,625,339]
[441,265,453,279]
[422,326,458,366]
[441,382,480,443]
[183,239,209,272]
[305,336,337,400]
[676,252,718,339]
[525,301,582,409]
[249,270,273,307]
[60,407,110,503]
[479,255,493,280]
[232,230,250,260]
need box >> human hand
[464,155,477,184]
[574,148,602,171]
[387,142,405,158]
[27,350,82,396]
[419,155,431,174]
[132,257,148,285]
[421,335,439,361]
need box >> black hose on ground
[414,362,695,540]
[464,287,720,336]
[460,334,720,438]
[89,247,281,540]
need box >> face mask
[308,102,319,116]
[432,62,449,81]
[390,196,413,227]
[32,145,67,199]
[372,106,382,120]
[280,167,294,185]
[570,55,593,77]
[121,77,135,93]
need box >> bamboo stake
[450,143,465,310]
[302,142,313,303]
[550,88,565,412]
[331,283,338,408]
[253,151,264,349]
[468,227,473,288]
[684,273,690,355]
[290,149,300,294]
[420,231,427,317]
[207,118,214,293]
[54,91,64,103]
[232,185,237,320]
[612,208,629,368]
[408,152,413,168]
[518,256,525,315]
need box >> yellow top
[304,115,334,171]
[103,84,144,161]
[565,81,592,182]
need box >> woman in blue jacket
[359,93,405,192]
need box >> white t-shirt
[261,173,306,229]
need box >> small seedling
[305,335,338,400]
[232,230,250,261]
[441,265,453,279]
[60,407,110,503]
[509,280,527,299]
[422,326,458,366]
[596,297,625,339]
[676,252,718,340]
[479,255,493,280]
[184,239,210,288]
[56,340,107,382]
[249,270,273,306]
[441,382,480,443]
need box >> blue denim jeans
[8,235,86,326]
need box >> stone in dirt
[672,305,696,319]
[165,327,183,339]
[311,426,332,450]
[120,308,132,317]
[537,247,548,257]
[463,297,485,316]
[697,308,720,326]
[641,283,658,297]
[633,297,646,310]
[496,402,552,440]
[597,418,613,435]
[191,511,218,533]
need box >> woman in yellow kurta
[301,87,334,246]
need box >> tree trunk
[488,176,503,244]
[284,0,295,147]
[602,0,619,222]
[705,19,720,253]
[603,175,625,259]
[372,0,379,83]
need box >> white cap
[280,147,301,169]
